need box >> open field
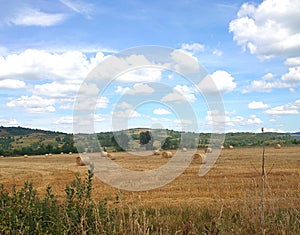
[0,146,299,208]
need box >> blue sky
[0,0,299,133]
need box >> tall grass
[0,168,299,234]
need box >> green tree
[139,131,153,150]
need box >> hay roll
[228,145,234,150]
[101,151,108,157]
[153,150,160,155]
[162,151,173,158]
[193,153,203,160]
[182,148,187,152]
[274,144,281,149]
[204,148,212,153]
[76,156,90,166]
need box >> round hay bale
[76,156,90,166]
[45,153,49,157]
[182,147,187,152]
[69,152,73,155]
[24,154,28,158]
[110,156,116,160]
[101,151,108,157]
[274,144,281,149]
[228,145,234,150]
[0,155,4,158]
[60,152,64,155]
[220,146,224,149]
[162,151,173,158]
[193,153,203,160]
[153,150,160,155]
[204,147,212,153]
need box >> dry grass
[0,146,299,210]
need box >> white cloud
[53,116,73,125]
[281,67,300,83]
[206,111,264,129]
[59,0,93,18]
[74,96,108,111]
[0,118,19,126]
[116,68,162,83]
[285,57,300,67]
[243,79,292,93]
[248,101,269,109]
[112,109,141,119]
[0,49,101,82]
[116,102,133,110]
[115,83,154,95]
[247,115,263,124]
[229,0,300,59]
[0,79,26,89]
[262,73,275,80]
[6,95,56,113]
[212,49,222,57]
[198,70,237,94]
[169,50,200,74]
[96,96,109,109]
[161,85,196,103]
[153,108,171,115]
[180,43,205,53]
[9,8,66,26]
[94,114,105,122]
[265,103,299,115]
[33,82,79,98]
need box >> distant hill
[0,126,299,157]
[0,126,65,136]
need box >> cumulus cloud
[0,49,99,82]
[265,103,299,115]
[117,69,162,83]
[116,102,133,110]
[0,79,26,89]
[198,70,237,94]
[180,43,205,53]
[115,83,154,95]
[247,115,263,124]
[243,78,292,93]
[153,108,171,115]
[229,0,300,59]
[53,116,73,125]
[248,101,269,109]
[112,109,141,119]
[6,95,56,113]
[33,82,80,98]
[162,85,196,103]
[206,110,264,129]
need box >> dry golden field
[0,146,299,210]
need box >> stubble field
[0,146,299,208]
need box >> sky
[0,0,300,134]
